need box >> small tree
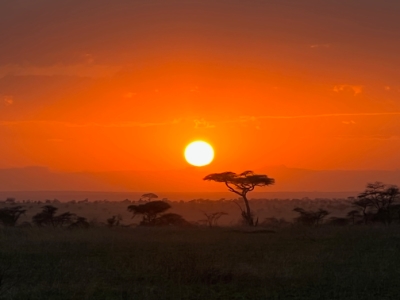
[155,213,191,227]
[199,211,228,228]
[53,212,76,227]
[68,217,90,229]
[32,205,76,227]
[347,210,362,225]
[140,193,158,202]
[356,182,400,224]
[107,215,122,227]
[0,206,26,227]
[352,198,372,224]
[203,171,274,226]
[127,201,171,226]
[32,205,58,227]
[293,207,329,226]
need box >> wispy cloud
[0,64,120,78]
[193,118,215,129]
[2,112,400,130]
[238,112,400,121]
[3,96,13,106]
[336,135,400,141]
[342,120,356,125]
[64,119,181,128]
[123,92,136,98]
[333,84,363,96]
[0,119,181,128]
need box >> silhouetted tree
[200,211,228,227]
[347,210,362,225]
[140,193,158,202]
[54,212,75,227]
[106,215,122,227]
[127,201,171,226]
[203,171,274,226]
[293,207,329,226]
[154,213,191,227]
[32,205,75,227]
[0,206,26,227]
[5,198,15,204]
[69,217,90,229]
[356,182,400,224]
[352,198,372,224]
[32,205,58,227]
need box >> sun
[184,141,214,167]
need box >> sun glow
[184,141,214,167]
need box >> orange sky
[1,0,400,175]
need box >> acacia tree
[0,206,26,227]
[347,210,362,225]
[32,205,76,227]
[356,182,400,224]
[127,200,171,226]
[200,211,228,228]
[293,207,330,226]
[140,193,158,202]
[107,215,122,227]
[203,171,275,226]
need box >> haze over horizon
[1,0,400,193]
[0,165,399,196]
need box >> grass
[1,226,400,299]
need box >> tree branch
[225,182,243,197]
[232,200,244,213]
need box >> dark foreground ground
[0,226,399,300]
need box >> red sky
[1,0,400,177]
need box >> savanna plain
[1,198,400,300]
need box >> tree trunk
[242,194,255,226]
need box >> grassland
[1,225,400,300]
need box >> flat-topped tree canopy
[140,193,158,202]
[203,171,275,196]
[203,171,275,226]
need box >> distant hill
[0,166,399,199]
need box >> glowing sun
[184,141,214,167]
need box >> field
[1,225,400,300]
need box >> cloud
[336,135,400,141]
[0,119,182,128]
[342,120,356,125]
[0,64,120,78]
[244,112,400,120]
[239,116,257,122]
[3,96,13,106]
[333,85,363,95]
[193,118,215,129]
[65,119,181,128]
[3,112,400,132]
[123,92,136,98]
[234,115,261,129]
[333,85,363,96]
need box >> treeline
[0,181,399,229]
[0,199,192,229]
